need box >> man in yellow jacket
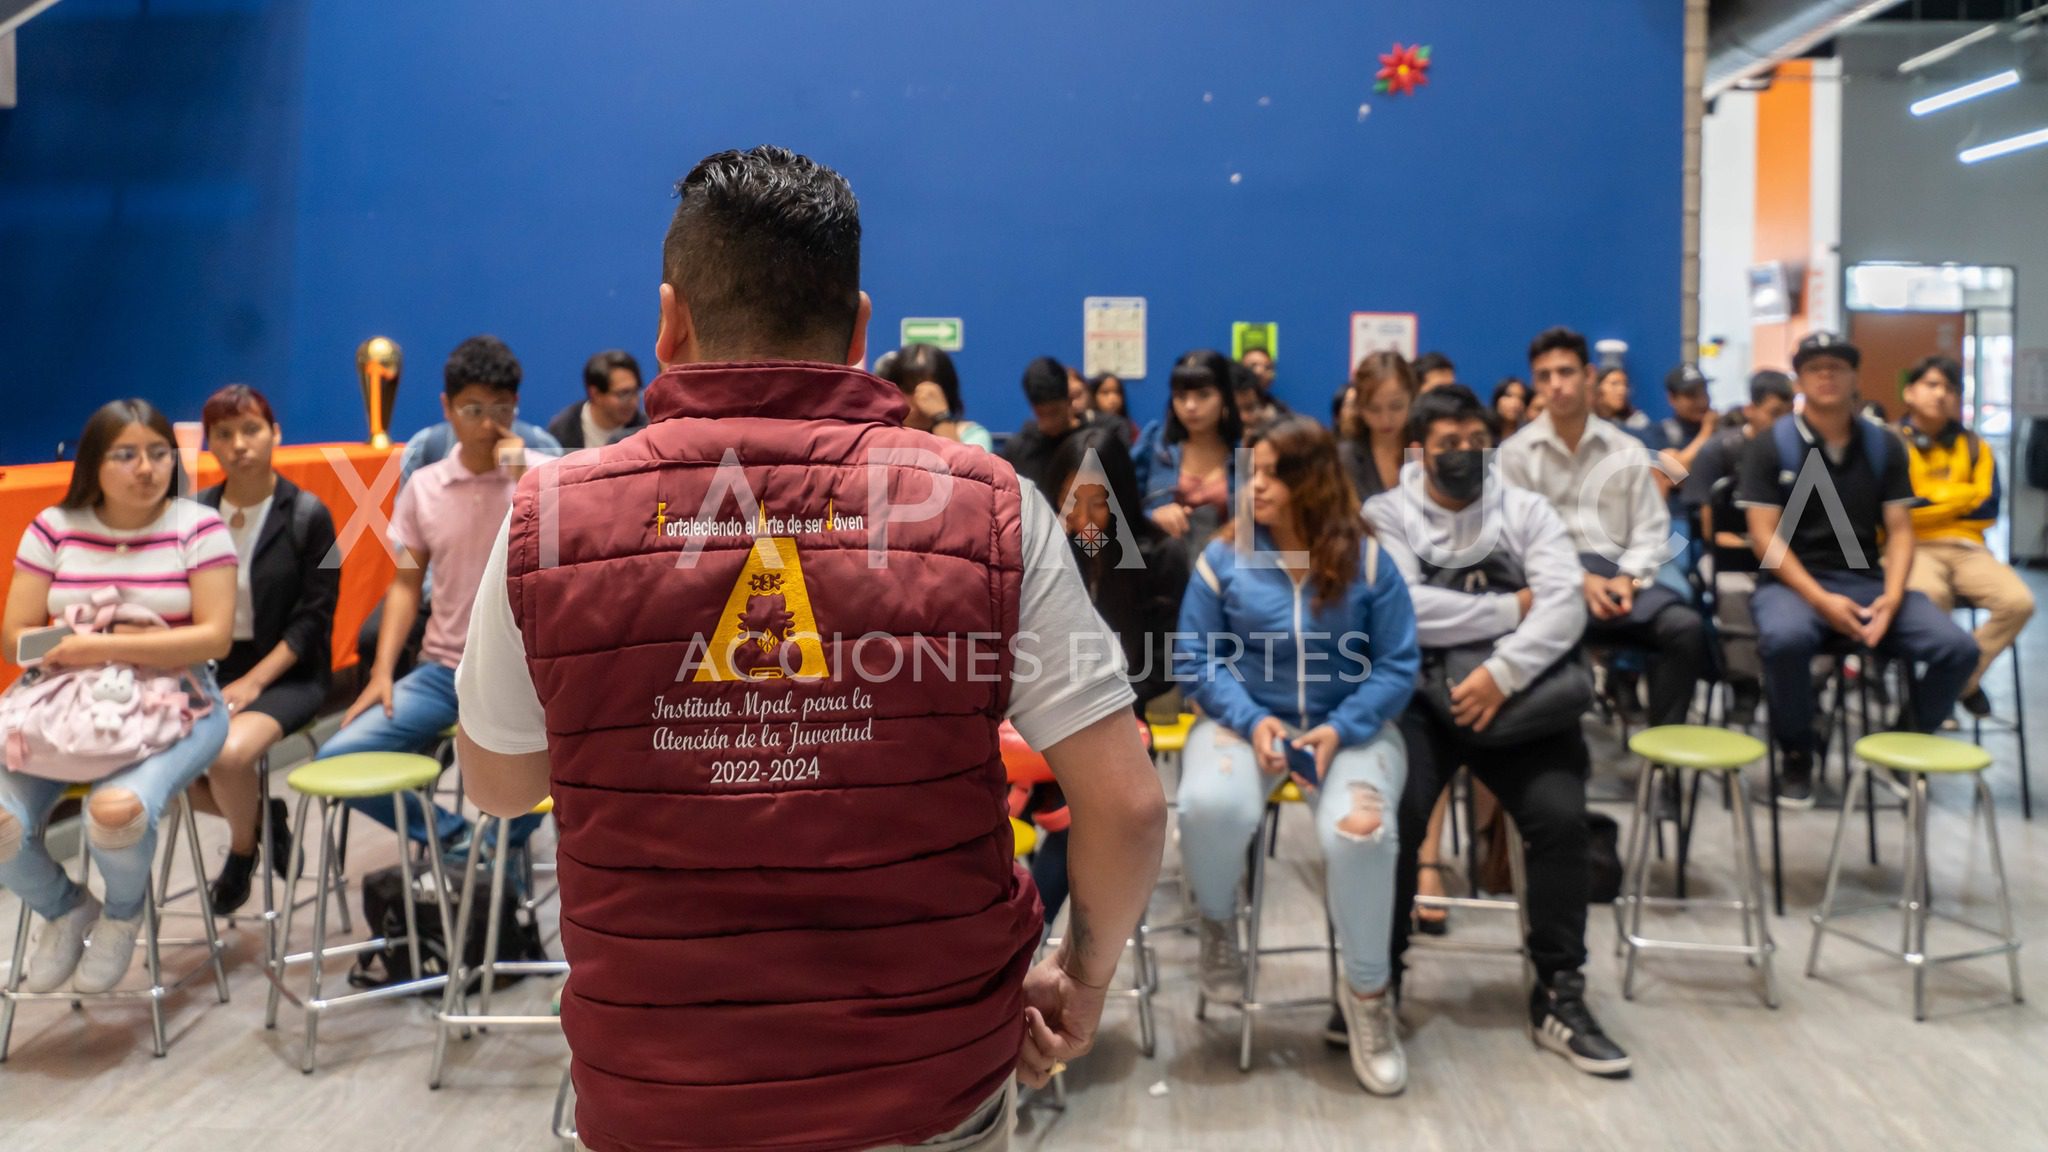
[1900,354,2036,716]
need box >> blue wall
[1,0,1683,462]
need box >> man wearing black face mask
[1364,385,1631,1079]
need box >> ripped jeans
[1177,718,1405,993]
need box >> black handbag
[1415,552,1593,748]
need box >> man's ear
[846,291,873,367]
[656,282,697,368]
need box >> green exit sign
[900,317,964,352]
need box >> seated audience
[1002,356,1086,490]
[1501,328,1704,729]
[1240,346,1276,392]
[877,343,994,450]
[1233,359,1288,430]
[318,336,552,853]
[1,400,233,993]
[1898,354,2034,717]
[1366,384,1631,1078]
[400,395,560,487]
[191,385,340,914]
[1066,363,1096,425]
[1176,416,1419,1095]
[547,349,648,451]
[1593,366,1652,436]
[1413,351,1457,393]
[1020,424,1189,926]
[1339,351,1417,501]
[1135,350,1244,566]
[1737,333,1979,806]
[1492,376,1529,437]
[1090,372,1138,445]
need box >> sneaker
[1335,985,1407,1095]
[1961,688,1992,718]
[73,911,144,994]
[1198,917,1246,1004]
[208,850,257,916]
[22,893,100,993]
[1777,751,1815,810]
[1530,971,1632,1077]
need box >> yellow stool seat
[1150,713,1197,754]
[1853,733,1994,775]
[530,796,554,816]
[1010,818,1037,858]
[1628,725,1767,772]
[1271,779,1306,804]
[288,752,443,799]
[61,784,91,801]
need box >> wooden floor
[3,639,2045,1150]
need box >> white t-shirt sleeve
[455,512,551,755]
[1004,486,1137,751]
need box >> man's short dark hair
[1406,383,1497,446]
[444,335,522,398]
[1413,351,1456,381]
[1909,354,1964,395]
[1021,357,1069,407]
[663,146,862,357]
[583,349,642,395]
[1527,327,1590,367]
[1750,369,1794,406]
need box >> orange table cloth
[0,443,399,685]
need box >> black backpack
[350,863,547,994]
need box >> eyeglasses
[105,446,176,468]
[604,383,642,399]
[455,403,518,424]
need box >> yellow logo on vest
[694,536,828,682]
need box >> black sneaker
[208,850,256,916]
[1961,688,1993,718]
[1777,751,1815,810]
[1530,971,1631,1077]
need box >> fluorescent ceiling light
[1960,126,2048,164]
[1912,70,2022,116]
[1899,24,2005,73]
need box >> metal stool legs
[429,810,567,1089]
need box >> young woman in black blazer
[194,385,341,913]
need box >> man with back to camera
[1003,355,1085,491]
[1365,385,1631,1078]
[1500,327,1706,731]
[1736,332,1979,807]
[548,349,650,451]
[453,146,1167,1152]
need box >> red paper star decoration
[1375,42,1432,96]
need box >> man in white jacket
[1365,384,1631,1079]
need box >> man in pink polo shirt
[317,335,554,853]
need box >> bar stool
[1617,726,1776,1007]
[1143,713,1199,939]
[0,787,229,1060]
[1957,595,2031,820]
[249,732,354,950]
[429,798,566,1088]
[1196,779,1338,1072]
[1808,733,2023,1020]
[264,751,454,1072]
[1411,766,1534,995]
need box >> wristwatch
[1631,576,1655,592]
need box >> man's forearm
[1042,711,1167,988]
[1883,528,1914,601]
[375,581,422,680]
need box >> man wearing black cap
[1003,355,1087,490]
[1736,332,1979,806]
[1655,364,1719,478]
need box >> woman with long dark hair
[191,384,339,913]
[1014,424,1189,925]
[0,400,233,994]
[1089,373,1138,445]
[1338,352,1417,501]
[875,344,993,450]
[1133,350,1243,566]
[1173,415,1419,1096]
[1492,377,1530,438]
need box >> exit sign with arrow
[900,317,964,352]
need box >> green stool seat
[1853,733,1994,775]
[287,752,443,799]
[1628,725,1767,772]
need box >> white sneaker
[22,894,100,994]
[1198,917,1246,1004]
[1336,985,1407,1096]
[73,911,144,994]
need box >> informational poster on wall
[1084,296,1147,379]
[1349,312,1418,370]
[2017,348,2048,420]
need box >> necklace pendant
[231,510,247,530]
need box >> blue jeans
[0,672,229,921]
[318,662,539,849]
[1177,718,1405,993]
[1752,570,1980,754]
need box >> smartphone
[1282,739,1320,786]
[15,623,73,667]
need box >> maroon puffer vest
[504,362,1041,1152]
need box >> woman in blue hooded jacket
[1173,415,1419,1096]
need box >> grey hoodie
[1363,460,1588,697]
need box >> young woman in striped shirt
[0,400,234,994]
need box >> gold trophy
[356,336,403,449]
